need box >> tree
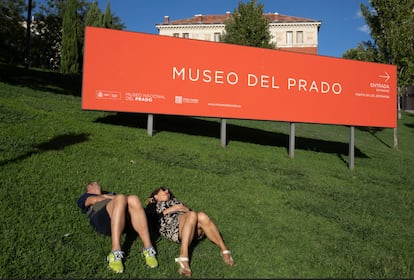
[343,41,379,63]
[32,12,63,69]
[25,0,33,68]
[60,0,79,73]
[220,0,274,49]
[0,0,27,64]
[103,1,113,28]
[1,0,125,70]
[360,0,414,90]
[357,0,414,149]
[85,0,103,27]
[30,0,71,70]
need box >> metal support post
[220,118,227,147]
[147,114,153,136]
[349,126,355,170]
[289,122,295,158]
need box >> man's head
[85,181,102,194]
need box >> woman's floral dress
[155,198,187,243]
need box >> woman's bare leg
[177,211,198,273]
[196,211,233,265]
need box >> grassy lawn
[0,64,413,278]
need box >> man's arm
[85,193,114,207]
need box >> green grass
[0,63,413,278]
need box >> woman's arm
[162,204,189,215]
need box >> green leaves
[350,0,414,89]
[221,0,274,49]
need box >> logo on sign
[96,90,121,100]
[175,96,183,104]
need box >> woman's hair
[145,186,175,205]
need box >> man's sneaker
[143,247,158,268]
[107,250,124,273]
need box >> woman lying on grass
[145,186,233,277]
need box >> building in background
[401,86,414,112]
[156,12,321,55]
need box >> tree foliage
[220,0,274,49]
[0,0,27,64]
[344,0,414,89]
[31,1,65,69]
[343,41,378,63]
[0,0,124,71]
[85,1,103,27]
[103,1,113,28]
[60,0,79,74]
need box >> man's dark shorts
[90,206,111,235]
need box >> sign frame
[82,27,397,129]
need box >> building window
[286,31,293,45]
[182,33,189,38]
[173,33,179,37]
[214,32,221,42]
[297,31,303,44]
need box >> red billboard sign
[82,26,397,128]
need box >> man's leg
[106,194,128,251]
[127,195,158,268]
[127,195,152,248]
[105,194,128,273]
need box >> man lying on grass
[77,182,158,273]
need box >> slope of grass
[0,64,413,278]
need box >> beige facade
[156,12,321,55]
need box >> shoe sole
[108,266,124,273]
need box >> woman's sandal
[220,250,234,266]
[175,256,192,277]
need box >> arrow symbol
[379,71,390,82]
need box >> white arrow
[379,71,390,82]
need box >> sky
[94,0,372,58]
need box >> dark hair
[145,186,175,205]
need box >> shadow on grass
[0,63,81,96]
[406,123,414,130]
[95,113,368,159]
[0,133,90,166]
[121,227,139,258]
[402,112,414,130]
[357,126,391,149]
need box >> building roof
[157,12,320,26]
